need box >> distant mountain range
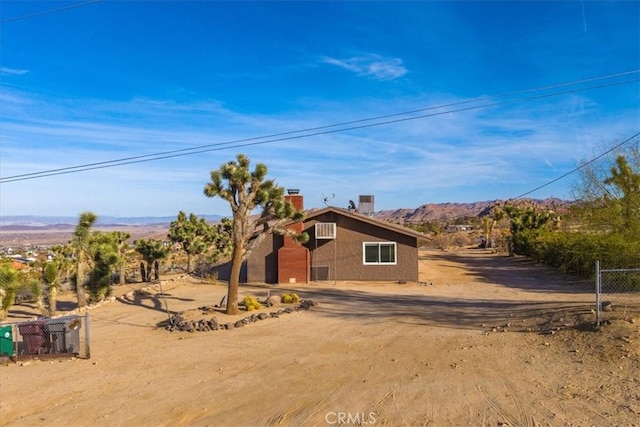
[0,214,223,228]
[1,198,572,229]
[374,198,573,224]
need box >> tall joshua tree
[71,211,97,308]
[204,154,305,315]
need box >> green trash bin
[0,325,14,357]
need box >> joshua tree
[168,211,215,273]
[46,244,74,316]
[71,212,97,307]
[0,264,19,320]
[43,262,59,316]
[203,154,305,315]
[135,239,169,282]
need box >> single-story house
[245,193,428,284]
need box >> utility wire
[0,0,101,24]
[513,130,640,200]
[0,70,640,183]
[4,69,639,182]
[1,72,638,184]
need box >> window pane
[364,244,379,263]
[380,244,395,263]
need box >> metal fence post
[85,312,91,359]
[595,260,601,326]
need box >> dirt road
[1,249,638,426]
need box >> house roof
[303,206,430,242]
[8,260,29,270]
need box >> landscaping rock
[265,295,281,307]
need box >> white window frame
[362,242,397,265]
[315,222,336,239]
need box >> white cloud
[1,86,637,215]
[323,54,407,80]
[1,67,28,76]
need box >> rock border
[164,300,318,333]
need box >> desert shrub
[513,230,639,277]
[432,233,452,251]
[241,295,262,311]
[280,293,300,304]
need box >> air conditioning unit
[315,222,336,239]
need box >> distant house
[245,193,428,284]
[8,260,29,271]
[446,224,474,232]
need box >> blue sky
[1,1,639,218]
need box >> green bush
[242,295,262,311]
[281,293,300,304]
[512,229,639,277]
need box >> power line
[1,71,638,184]
[513,130,640,200]
[4,69,639,182]
[5,70,640,182]
[0,1,101,25]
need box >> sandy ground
[1,249,639,427]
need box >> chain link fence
[596,261,640,326]
[0,313,91,361]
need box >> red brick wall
[285,194,304,211]
[277,246,310,284]
[277,193,309,284]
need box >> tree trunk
[76,260,87,307]
[140,262,146,282]
[49,285,58,317]
[119,262,126,286]
[35,295,47,317]
[225,244,243,315]
[186,253,192,274]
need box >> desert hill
[374,198,573,224]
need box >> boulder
[265,295,281,307]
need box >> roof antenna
[321,193,335,206]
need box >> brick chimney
[277,189,310,284]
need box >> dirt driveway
[1,249,639,426]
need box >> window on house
[315,222,336,239]
[363,242,397,265]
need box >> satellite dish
[348,200,356,211]
[322,193,335,207]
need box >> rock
[265,295,281,307]
[209,317,219,330]
[284,308,293,314]
[258,313,268,320]
[270,312,279,318]
[225,322,234,330]
[234,320,245,328]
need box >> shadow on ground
[423,249,593,294]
